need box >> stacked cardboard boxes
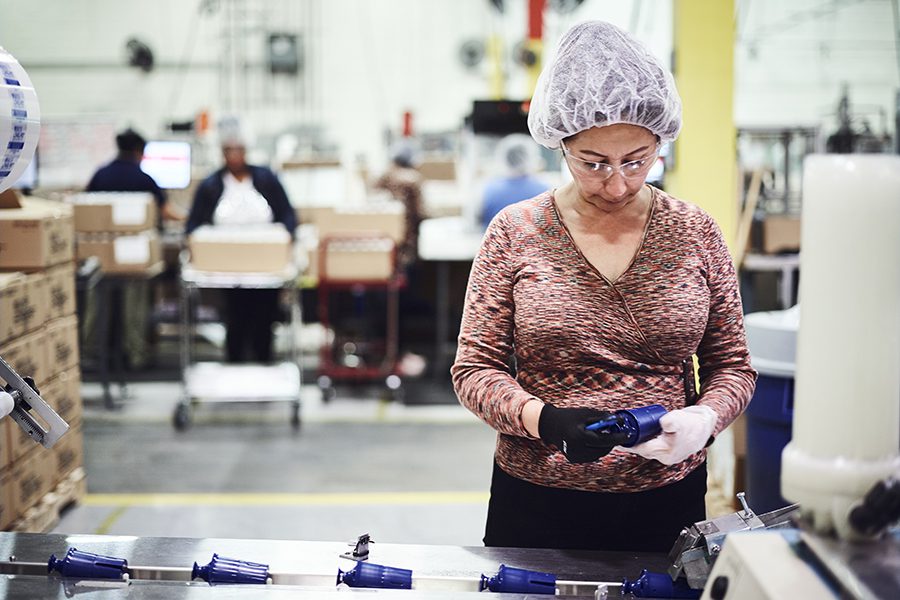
[0,191,84,531]
[70,192,161,273]
[306,202,406,281]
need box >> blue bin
[745,374,794,513]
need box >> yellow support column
[667,0,737,249]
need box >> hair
[116,128,147,153]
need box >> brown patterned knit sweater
[452,187,757,493]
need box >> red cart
[316,233,404,402]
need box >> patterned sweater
[451,188,757,493]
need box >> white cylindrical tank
[781,154,900,539]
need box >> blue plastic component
[479,564,556,594]
[191,553,269,585]
[745,374,794,512]
[337,560,412,589]
[622,569,700,599]
[585,404,667,446]
[47,547,128,580]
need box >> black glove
[538,405,632,464]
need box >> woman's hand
[622,405,717,465]
[536,403,631,463]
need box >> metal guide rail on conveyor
[0,532,673,599]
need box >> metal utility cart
[315,233,403,402]
[175,259,302,430]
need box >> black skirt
[483,460,707,552]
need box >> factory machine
[2,48,900,599]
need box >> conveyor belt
[0,532,670,598]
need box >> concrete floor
[53,379,499,546]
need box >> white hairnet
[495,134,543,177]
[528,21,682,149]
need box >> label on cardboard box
[114,235,152,264]
[52,420,83,482]
[46,262,76,319]
[22,271,48,334]
[0,272,26,343]
[45,316,79,377]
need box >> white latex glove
[622,405,718,466]
[0,391,14,420]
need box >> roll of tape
[0,46,41,194]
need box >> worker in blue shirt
[480,134,550,229]
[87,128,183,223]
[84,128,183,371]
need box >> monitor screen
[12,152,37,190]
[141,140,191,189]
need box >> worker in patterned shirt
[452,21,757,552]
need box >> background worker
[84,128,183,371]
[480,133,550,229]
[186,137,296,363]
[452,21,757,552]
[373,140,424,271]
[88,128,184,223]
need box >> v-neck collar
[550,186,658,287]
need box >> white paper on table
[113,235,150,264]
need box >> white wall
[735,0,898,134]
[0,0,895,181]
[0,0,670,174]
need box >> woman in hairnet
[452,21,756,552]
[480,134,550,229]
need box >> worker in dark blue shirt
[84,128,183,371]
[87,128,183,222]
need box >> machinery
[0,354,68,449]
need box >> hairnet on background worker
[453,20,756,552]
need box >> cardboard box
[10,449,53,519]
[0,272,27,343]
[0,467,15,530]
[76,231,161,274]
[70,192,157,233]
[51,420,83,482]
[0,329,48,388]
[0,420,10,471]
[45,316,80,378]
[46,367,82,425]
[0,198,74,270]
[763,216,801,254]
[188,225,292,273]
[317,204,406,244]
[315,237,396,281]
[45,262,76,319]
[22,271,48,335]
[296,205,336,228]
[418,160,457,181]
